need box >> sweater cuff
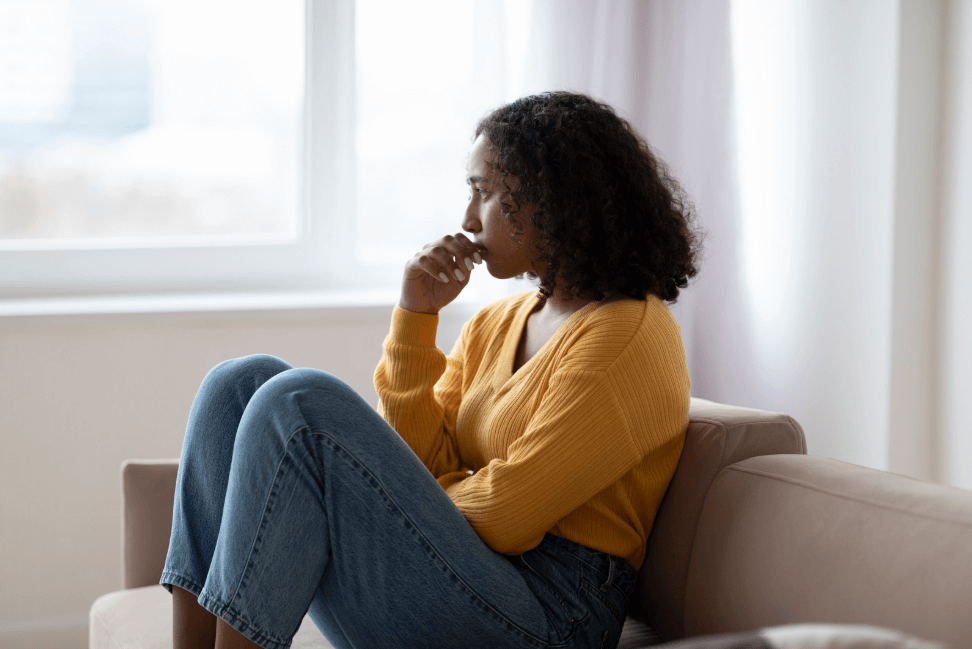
[389,305,439,347]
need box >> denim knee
[203,354,293,401]
[251,367,357,409]
[263,366,356,395]
[242,368,365,441]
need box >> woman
[161,91,700,649]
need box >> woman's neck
[539,289,622,319]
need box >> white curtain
[503,0,971,488]
[940,0,972,490]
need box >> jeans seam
[598,630,611,649]
[160,570,205,596]
[197,591,291,649]
[311,429,568,648]
[516,554,588,645]
[517,554,574,621]
[580,579,625,624]
[222,424,309,648]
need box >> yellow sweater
[373,291,690,569]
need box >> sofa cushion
[619,623,942,649]
[620,624,769,648]
[90,585,170,649]
[760,623,944,648]
[685,455,972,648]
[89,585,334,649]
[635,398,807,641]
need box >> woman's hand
[399,233,485,315]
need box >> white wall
[0,299,476,649]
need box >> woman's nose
[462,204,480,233]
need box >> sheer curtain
[501,0,970,488]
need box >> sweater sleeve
[373,305,466,478]
[439,366,685,555]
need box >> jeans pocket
[579,556,634,629]
[516,553,589,645]
[580,579,625,626]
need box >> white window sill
[0,288,399,318]
[0,286,498,319]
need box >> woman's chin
[482,261,502,279]
[486,266,515,281]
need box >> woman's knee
[246,368,372,435]
[242,369,398,474]
[202,354,293,398]
[253,367,357,406]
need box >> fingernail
[474,252,483,263]
[454,269,465,281]
[439,272,450,283]
[464,257,474,271]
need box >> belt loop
[602,555,615,590]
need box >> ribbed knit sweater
[373,291,690,569]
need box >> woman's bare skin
[173,586,260,649]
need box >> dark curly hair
[475,91,701,303]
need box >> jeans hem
[197,590,292,649]
[159,571,205,597]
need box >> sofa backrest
[631,398,807,641]
[684,453,972,648]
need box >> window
[0,0,303,240]
[0,0,537,301]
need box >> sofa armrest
[684,454,971,647]
[634,398,807,642]
[121,459,180,589]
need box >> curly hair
[474,91,701,303]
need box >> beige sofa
[89,399,972,648]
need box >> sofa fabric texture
[684,454,972,646]
[121,459,179,590]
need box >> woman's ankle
[172,585,216,649]
[215,618,264,649]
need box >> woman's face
[462,134,540,280]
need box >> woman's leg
[161,355,294,649]
[173,585,217,649]
[193,367,604,649]
[166,358,628,649]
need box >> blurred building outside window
[0,0,303,241]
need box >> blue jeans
[160,354,636,649]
